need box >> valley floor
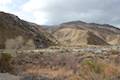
[0,45,120,80]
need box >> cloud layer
[0,0,120,27]
[0,0,13,11]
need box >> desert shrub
[110,50,119,55]
[0,53,13,73]
[68,75,82,80]
[80,59,120,80]
[82,60,103,74]
[21,75,52,80]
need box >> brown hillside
[0,12,58,49]
[49,21,120,46]
[53,27,108,46]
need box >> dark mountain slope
[0,12,57,49]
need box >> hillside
[0,12,120,48]
[50,21,120,46]
[0,12,58,49]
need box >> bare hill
[0,12,58,49]
[50,21,120,46]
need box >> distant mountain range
[0,11,120,49]
[47,21,120,46]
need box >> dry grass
[10,49,120,80]
[24,66,73,78]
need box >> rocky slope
[50,21,120,46]
[0,12,58,49]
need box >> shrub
[110,50,119,55]
[82,60,103,74]
[0,53,13,73]
[69,75,82,80]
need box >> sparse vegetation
[110,50,120,55]
[81,60,103,74]
[0,53,13,73]
[9,47,120,80]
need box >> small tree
[0,53,13,73]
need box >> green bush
[82,60,102,74]
[0,53,13,73]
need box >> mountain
[0,12,58,49]
[49,21,120,46]
[1,12,120,48]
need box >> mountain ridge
[48,20,120,46]
[0,11,120,48]
[0,11,58,49]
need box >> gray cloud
[22,0,120,27]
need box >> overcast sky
[0,0,120,27]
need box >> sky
[0,0,120,27]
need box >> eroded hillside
[49,21,120,46]
[0,12,58,49]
